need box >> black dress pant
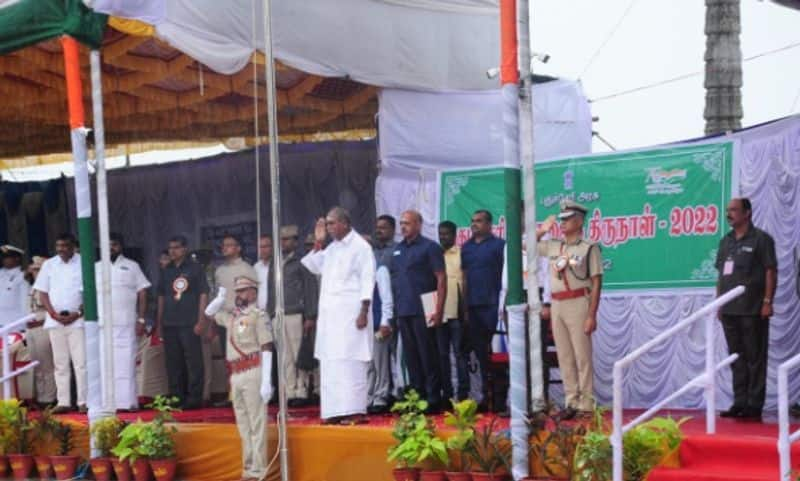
[721,314,769,412]
[398,315,442,406]
[467,305,497,399]
[162,325,205,407]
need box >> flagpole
[61,36,105,443]
[262,1,290,480]
[90,49,116,415]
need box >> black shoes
[791,403,800,417]
[288,398,310,408]
[367,404,390,415]
[558,406,578,421]
[720,405,744,418]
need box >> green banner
[440,168,516,245]
[440,141,735,291]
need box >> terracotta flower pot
[149,457,178,481]
[470,473,509,481]
[420,470,447,481]
[90,457,114,481]
[392,467,421,481]
[34,455,53,479]
[50,455,80,481]
[445,472,472,481]
[7,453,35,481]
[112,457,133,481]
[0,456,8,478]
[131,458,152,481]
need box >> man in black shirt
[716,198,777,420]
[157,235,209,409]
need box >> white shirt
[254,260,271,311]
[375,265,393,328]
[0,267,30,326]
[302,229,376,362]
[95,255,151,327]
[33,254,84,329]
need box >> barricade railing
[610,285,745,481]
[777,351,800,481]
[1,314,40,398]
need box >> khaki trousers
[27,327,56,404]
[281,313,310,399]
[202,339,213,402]
[232,367,267,480]
[48,327,87,407]
[551,297,594,411]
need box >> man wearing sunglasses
[535,200,603,420]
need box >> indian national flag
[0,0,106,55]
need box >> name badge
[393,250,401,256]
[742,246,753,253]
[723,260,734,276]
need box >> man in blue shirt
[461,210,505,406]
[390,210,447,412]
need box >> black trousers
[721,314,769,411]
[467,305,497,399]
[435,319,471,401]
[162,325,205,407]
[398,315,442,406]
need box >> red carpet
[648,432,800,481]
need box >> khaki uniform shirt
[443,246,462,320]
[214,258,258,312]
[537,238,603,295]
[214,304,273,362]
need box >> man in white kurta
[301,207,375,423]
[96,233,151,410]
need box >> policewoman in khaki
[536,200,603,418]
[207,276,273,481]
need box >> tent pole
[90,49,116,418]
[262,1,290,480]
[61,36,105,447]
[517,0,544,418]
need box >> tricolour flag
[0,0,106,55]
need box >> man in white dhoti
[96,233,151,411]
[301,207,375,425]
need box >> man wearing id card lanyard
[716,198,777,420]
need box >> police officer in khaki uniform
[206,276,273,481]
[536,200,603,419]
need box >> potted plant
[31,407,59,480]
[49,421,80,480]
[527,407,586,481]
[444,399,480,481]
[113,395,181,481]
[387,390,428,481]
[572,409,611,481]
[143,396,180,481]
[0,399,18,478]
[0,399,36,480]
[466,417,511,481]
[90,416,126,481]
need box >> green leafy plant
[528,406,586,480]
[52,421,75,456]
[387,390,449,470]
[30,406,60,454]
[0,399,34,454]
[574,409,611,481]
[466,417,510,474]
[112,395,181,462]
[91,416,126,458]
[622,416,688,481]
[444,399,480,472]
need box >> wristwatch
[763,298,772,304]
[137,317,147,325]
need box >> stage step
[647,434,800,481]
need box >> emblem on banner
[172,276,189,301]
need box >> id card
[723,259,734,276]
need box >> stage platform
[48,407,800,481]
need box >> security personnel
[208,276,273,481]
[0,245,30,326]
[267,225,318,408]
[716,198,776,420]
[536,200,603,420]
